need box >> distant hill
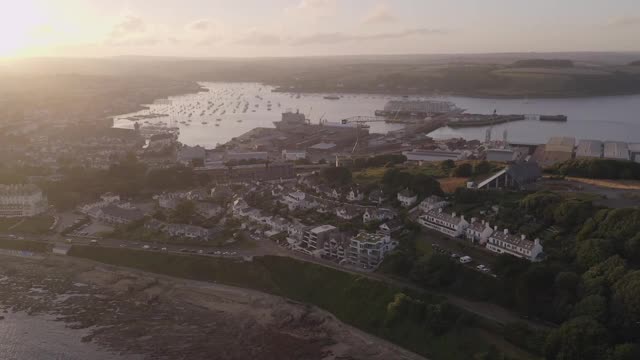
[511,59,574,68]
[630,60,640,66]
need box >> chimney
[481,219,485,225]
[452,212,457,218]
[461,215,465,221]
[503,228,509,235]
[534,238,541,246]
[521,234,526,240]
[438,208,443,213]
[494,225,498,231]
[472,217,477,223]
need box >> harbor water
[113,82,640,147]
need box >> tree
[544,316,611,360]
[321,166,352,185]
[576,238,614,270]
[440,159,455,171]
[611,270,640,339]
[452,163,473,177]
[410,254,458,288]
[608,343,640,360]
[172,200,196,224]
[571,295,608,323]
[474,160,492,175]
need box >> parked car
[161,247,168,251]
[143,245,150,250]
[459,256,472,264]
[90,240,98,245]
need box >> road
[1,230,551,331]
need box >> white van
[459,256,472,264]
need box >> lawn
[0,216,55,234]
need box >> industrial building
[402,149,465,163]
[486,148,518,162]
[575,140,603,159]
[603,141,630,161]
[629,144,640,163]
[542,137,575,166]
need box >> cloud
[363,3,397,25]
[291,28,446,46]
[186,19,214,32]
[106,16,163,47]
[285,0,337,18]
[109,16,146,39]
[608,16,640,27]
[235,30,281,46]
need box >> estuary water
[113,82,640,147]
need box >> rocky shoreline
[0,254,425,360]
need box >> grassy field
[11,216,55,234]
[68,246,533,360]
[0,238,52,252]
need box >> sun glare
[0,1,49,57]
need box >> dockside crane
[339,116,388,153]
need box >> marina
[112,82,640,147]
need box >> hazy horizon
[2,0,640,59]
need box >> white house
[336,207,360,220]
[418,208,469,237]
[486,228,544,262]
[419,195,449,213]
[347,188,364,202]
[465,218,494,245]
[281,191,309,210]
[363,208,395,224]
[397,189,417,207]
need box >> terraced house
[418,208,469,237]
[486,228,543,262]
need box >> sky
[1,0,639,58]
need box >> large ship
[375,100,464,118]
[323,95,341,100]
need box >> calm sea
[113,82,640,147]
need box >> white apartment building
[418,208,469,237]
[347,231,398,269]
[0,184,48,217]
[298,225,339,256]
[486,228,543,262]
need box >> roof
[628,143,640,153]
[309,142,336,150]
[100,204,144,221]
[310,225,337,234]
[423,209,465,226]
[490,230,536,250]
[398,188,416,198]
[546,137,575,153]
[603,141,630,160]
[576,140,603,158]
[506,161,542,185]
